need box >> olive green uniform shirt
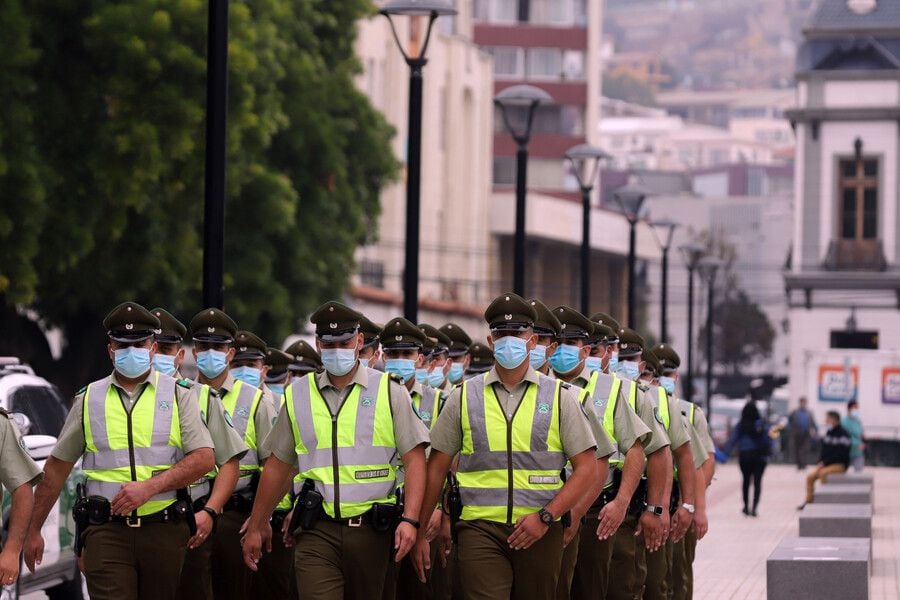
[214,373,274,462]
[429,367,611,459]
[686,403,716,457]
[0,413,42,504]
[264,366,430,465]
[647,387,707,470]
[570,366,651,458]
[53,370,214,462]
[627,380,672,456]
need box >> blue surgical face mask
[659,376,676,395]
[448,362,465,384]
[585,356,603,373]
[114,347,152,379]
[616,360,640,381]
[152,353,177,377]
[607,351,619,374]
[231,366,262,388]
[196,349,229,379]
[359,358,370,369]
[415,367,429,384]
[385,358,417,383]
[269,383,285,396]
[549,344,582,375]
[493,336,529,370]
[428,369,445,388]
[321,348,358,377]
[529,345,547,370]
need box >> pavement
[23,463,900,599]
[694,462,900,599]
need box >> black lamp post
[202,0,228,309]
[613,182,652,329]
[381,0,457,323]
[679,243,706,404]
[494,84,553,297]
[565,144,611,315]
[698,256,723,417]
[650,219,679,342]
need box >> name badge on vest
[355,468,390,480]
[528,475,560,485]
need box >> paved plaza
[694,463,900,599]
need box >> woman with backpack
[722,401,772,517]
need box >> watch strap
[399,516,420,529]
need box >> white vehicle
[1,360,84,600]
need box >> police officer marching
[439,322,473,389]
[0,407,42,588]
[24,302,215,600]
[358,315,384,370]
[242,301,429,600]
[285,339,324,380]
[412,293,610,600]
[527,299,561,376]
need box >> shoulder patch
[177,378,193,389]
[78,385,88,395]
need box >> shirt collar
[410,381,424,398]
[110,369,155,392]
[484,365,540,389]
[316,363,369,391]
[571,365,593,388]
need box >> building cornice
[796,69,900,81]
[786,106,900,123]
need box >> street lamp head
[565,143,610,190]
[678,242,706,270]
[650,218,679,251]
[380,0,457,16]
[697,256,724,283]
[494,84,554,108]
[612,182,652,222]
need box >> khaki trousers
[608,514,646,600]
[211,509,255,600]
[642,539,673,600]
[806,464,846,503]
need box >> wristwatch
[538,507,555,525]
[681,503,696,514]
[645,504,664,516]
[399,516,421,529]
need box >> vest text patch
[355,468,390,480]
[528,475,560,485]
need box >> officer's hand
[425,510,443,542]
[671,506,694,542]
[394,521,418,562]
[23,529,45,573]
[692,508,709,540]
[282,510,295,548]
[635,511,665,552]
[563,518,581,548]
[0,547,20,587]
[507,513,549,551]
[241,525,266,572]
[437,514,452,569]
[411,536,432,583]
[188,510,214,549]
[597,497,627,540]
[110,481,154,515]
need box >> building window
[526,48,562,80]
[474,0,518,23]
[530,0,572,25]
[493,156,516,185]
[486,46,524,78]
[562,50,585,80]
[838,157,878,240]
[359,260,385,289]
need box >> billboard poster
[817,364,858,403]
[883,367,900,405]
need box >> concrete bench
[824,472,874,485]
[767,536,870,600]
[813,483,873,505]
[799,504,872,538]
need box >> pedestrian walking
[24,302,215,600]
[800,411,852,509]
[842,400,865,472]
[788,397,817,470]
[722,401,771,517]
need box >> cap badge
[561,324,567,330]
[154,328,162,335]
[207,326,215,333]
[240,346,247,352]
[127,306,132,312]
[329,322,338,329]
[504,314,512,320]
[395,335,403,341]
[329,306,334,312]
[505,296,510,301]
[125,323,134,330]
[209,310,214,315]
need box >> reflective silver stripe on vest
[290,371,396,504]
[226,382,260,468]
[83,375,184,472]
[85,480,177,502]
[458,376,565,509]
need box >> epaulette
[637,382,650,392]
[0,407,8,417]
[387,373,404,384]
[560,382,572,390]
[177,378,193,389]
[77,385,88,395]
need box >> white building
[784,0,900,436]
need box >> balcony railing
[823,239,887,271]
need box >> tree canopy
[0,0,398,393]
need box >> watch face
[539,509,553,524]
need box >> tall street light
[381,0,457,323]
[650,219,679,342]
[565,144,611,315]
[613,182,652,329]
[698,255,723,418]
[679,243,706,404]
[494,84,554,297]
[203,0,228,309]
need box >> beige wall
[353,11,496,310]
